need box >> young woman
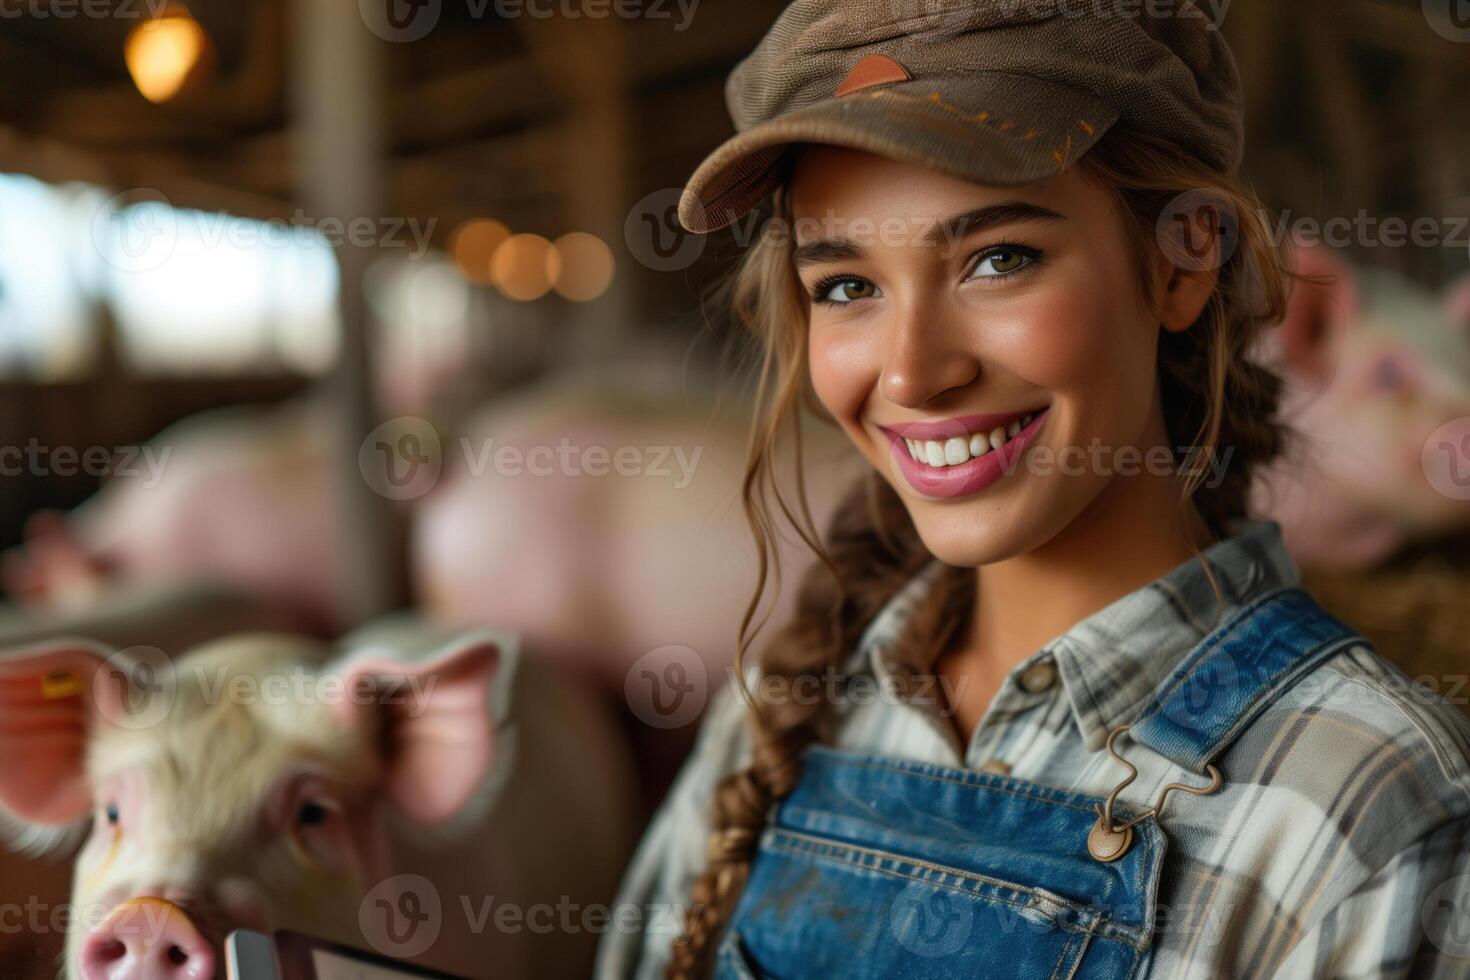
[598,2,1470,977]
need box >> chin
[894,473,1106,568]
[904,504,1044,568]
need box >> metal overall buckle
[1087,724,1223,863]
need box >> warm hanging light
[125,8,208,104]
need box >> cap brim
[680,73,1118,234]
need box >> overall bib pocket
[716,748,1164,980]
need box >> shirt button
[978,758,1012,776]
[1019,659,1058,693]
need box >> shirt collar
[842,520,1302,753]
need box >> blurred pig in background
[412,369,867,691]
[1253,242,1470,569]
[1,361,868,694]
[1252,243,1470,699]
[1,399,345,633]
[0,624,635,980]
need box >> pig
[0,625,636,980]
[411,373,868,691]
[3,365,866,675]
[1,399,346,633]
[1252,243,1470,568]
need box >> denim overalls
[714,588,1363,979]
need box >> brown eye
[818,278,879,304]
[971,247,1037,279]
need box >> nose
[880,306,982,409]
[79,898,215,980]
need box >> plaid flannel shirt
[596,521,1470,979]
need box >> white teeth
[902,411,1043,468]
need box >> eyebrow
[792,201,1067,268]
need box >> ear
[1152,257,1223,337]
[1276,240,1359,382]
[0,639,126,825]
[1157,262,1219,335]
[332,636,500,826]
[1151,200,1224,335]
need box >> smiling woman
[594,2,1470,980]
[793,149,1222,571]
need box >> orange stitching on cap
[925,92,1018,135]
[1052,133,1073,169]
[869,88,1034,143]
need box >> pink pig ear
[0,639,126,825]
[332,636,500,826]
[1278,240,1360,382]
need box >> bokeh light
[125,10,208,104]
[553,232,615,302]
[491,234,561,302]
[449,218,510,285]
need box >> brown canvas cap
[679,0,1243,234]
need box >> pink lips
[880,408,1049,499]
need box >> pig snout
[79,897,215,980]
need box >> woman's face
[791,146,1180,567]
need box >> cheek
[214,878,272,932]
[809,323,880,432]
[1008,280,1150,387]
[75,822,124,896]
[75,776,143,892]
[995,272,1160,436]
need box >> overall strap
[1127,587,1365,774]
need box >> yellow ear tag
[42,671,82,700]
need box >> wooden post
[291,0,404,623]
